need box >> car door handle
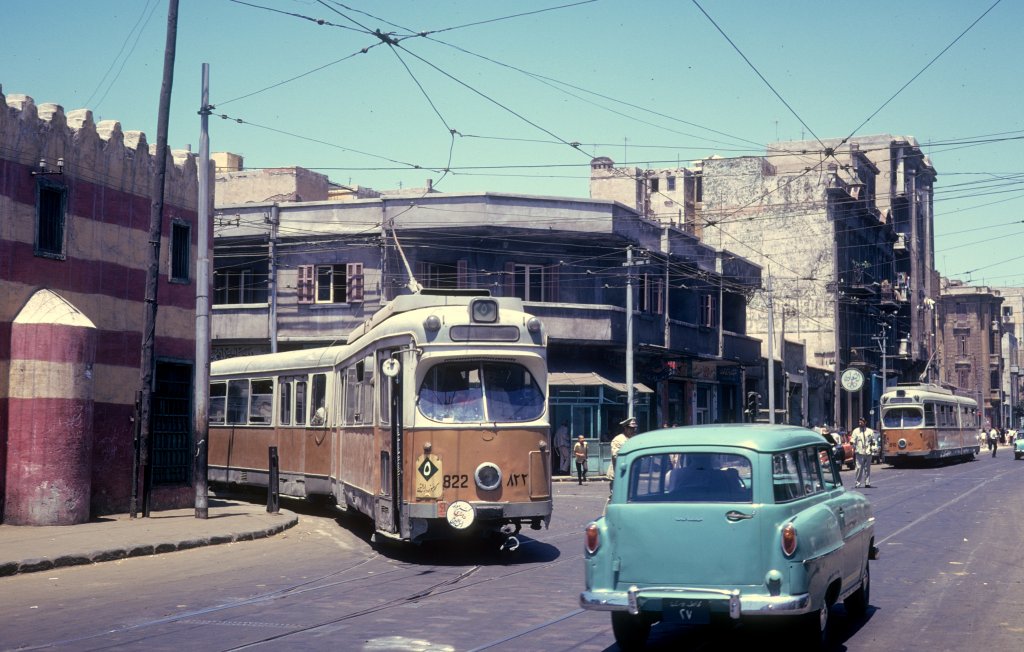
[725,510,755,522]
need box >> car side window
[818,446,841,489]
[798,447,823,495]
[772,451,803,502]
[629,452,752,503]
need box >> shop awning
[549,371,653,394]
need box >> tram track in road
[21,527,588,652]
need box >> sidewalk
[0,499,297,578]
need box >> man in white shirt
[851,417,877,488]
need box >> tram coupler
[500,523,521,536]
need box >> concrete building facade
[590,135,939,431]
[210,190,763,442]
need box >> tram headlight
[424,314,442,332]
[526,317,542,334]
[470,298,499,323]
[474,462,502,491]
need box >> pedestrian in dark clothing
[988,426,1000,457]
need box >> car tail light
[585,523,600,554]
[781,523,798,557]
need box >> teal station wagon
[1015,435,1024,460]
[580,425,877,649]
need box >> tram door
[375,352,400,535]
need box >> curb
[0,513,298,578]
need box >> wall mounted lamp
[31,157,64,176]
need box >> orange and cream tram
[208,291,551,546]
[879,383,981,465]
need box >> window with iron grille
[170,221,191,282]
[151,361,192,485]
[35,178,67,258]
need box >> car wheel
[844,560,870,619]
[801,602,830,650]
[611,612,650,651]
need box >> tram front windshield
[882,407,924,429]
[419,361,544,423]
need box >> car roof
[618,424,828,456]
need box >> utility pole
[194,62,211,519]
[623,245,650,420]
[626,245,635,419]
[766,272,776,424]
[133,0,179,518]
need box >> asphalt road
[1,451,1022,651]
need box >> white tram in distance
[208,290,552,546]
[879,383,981,465]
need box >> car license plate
[662,599,710,624]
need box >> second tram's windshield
[419,361,544,423]
[882,407,924,429]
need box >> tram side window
[249,379,273,424]
[279,380,292,425]
[345,367,359,424]
[227,380,249,424]
[295,379,307,425]
[362,358,375,425]
[310,373,327,426]
[924,403,936,427]
[209,382,226,424]
[378,351,393,426]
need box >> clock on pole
[840,368,864,392]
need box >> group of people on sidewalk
[981,425,1016,457]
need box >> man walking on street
[852,417,877,488]
[607,417,637,488]
[988,424,1000,457]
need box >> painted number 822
[443,474,469,488]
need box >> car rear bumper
[580,586,811,618]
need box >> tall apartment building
[937,280,1007,427]
[590,135,939,430]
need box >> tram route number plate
[415,454,442,499]
[662,599,709,624]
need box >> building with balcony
[211,190,762,442]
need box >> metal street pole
[194,63,211,519]
[766,272,775,424]
[626,245,634,419]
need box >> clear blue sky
[3,1,1021,285]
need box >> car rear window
[628,453,753,503]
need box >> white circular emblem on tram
[446,500,475,529]
[381,358,400,378]
[841,368,864,392]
